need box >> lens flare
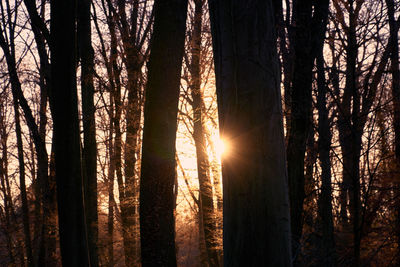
[216,137,229,158]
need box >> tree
[93,1,153,263]
[0,1,57,264]
[77,0,99,265]
[139,0,188,266]
[385,0,400,263]
[285,1,314,251]
[284,0,330,255]
[208,0,292,265]
[50,0,89,265]
[185,1,221,266]
[21,1,58,263]
[316,42,337,267]
[331,1,390,263]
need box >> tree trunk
[385,0,400,263]
[13,96,34,267]
[107,106,115,267]
[286,0,315,254]
[208,1,292,265]
[50,0,89,265]
[22,2,58,264]
[273,0,294,138]
[189,1,220,266]
[0,113,16,266]
[0,15,57,264]
[114,1,144,265]
[316,46,337,267]
[336,3,362,265]
[77,0,99,265]
[139,0,188,265]
[123,77,142,267]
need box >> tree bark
[0,104,16,266]
[107,115,115,267]
[50,0,89,265]
[139,0,188,266]
[208,0,292,265]
[385,0,400,264]
[316,46,337,267]
[189,1,220,266]
[21,3,58,264]
[77,0,99,265]
[13,95,34,267]
[104,1,145,264]
[286,0,328,254]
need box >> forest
[0,0,399,266]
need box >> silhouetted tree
[50,0,89,265]
[208,0,292,265]
[285,0,330,256]
[77,0,99,265]
[385,0,400,263]
[139,0,188,266]
[186,1,221,266]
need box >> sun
[215,137,229,158]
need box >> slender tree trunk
[385,0,400,263]
[22,2,58,264]
[208,1,292,265]
[336,3,361,264]
[123,76,142,267]
[189,1,220,266]
[316,47,337,267]
[334,1,390,264]
[0,21,56,266]
[112,1,143,265]
[204,129,222,212]
[0,119,16,266]
[50,0,89,265]
[123,83,142,267]
[107,103,115,267]
[106,2,141,264]
[286,0,314,254]
[13,97,34,267]
[77,0,99,265]
[273,0,293,137]
[198,207,209,267]
[207,134,223,261]
[139,0,188,265]
[1,124,24,265]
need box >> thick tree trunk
[50,0,89,265]
[139,0,188,265]
[77,1,99,265]
[208,1,292,265]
